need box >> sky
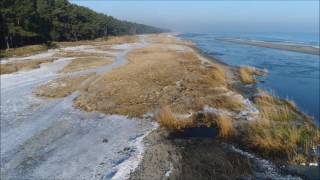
[70,0,319,33]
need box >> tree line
[0,0,168,49]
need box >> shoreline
[1,33,318,180]
[129,34,319,180]
[217,37,320,55]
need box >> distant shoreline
[217,37,320,55]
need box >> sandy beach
[217,37,320,55]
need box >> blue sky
[70,0,319,33]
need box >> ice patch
[107,122,159,180]
[112,43,140,50]
[165,163,173,177]
[235,98,259,121]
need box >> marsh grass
[215,113,235,138]
[156,106,194,131]
[0,44,48,58]
[60,56,113,73]
[157,105,235,138]
[211,65,226,83]
[247,121,319,161]
[103,35,138,45]
[254,92,298,122]
[74,40,239,117]
[210,95,244,112]
[239,66,267,84]
[246,91,320,163]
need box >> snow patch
[109,122,159,180]
[1,50,58,64]
[165,163,173,177]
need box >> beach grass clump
[215,113,235,138]
[157,105,235,137]
[211,65,226,83]
[253,92,298,122]
[239,66,267,84]
[209,95,244,112]
[156,106,194,131]
[245,91,320,163]
[247,121,319,162]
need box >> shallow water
[181,33,320,124]
[169,127,218,139]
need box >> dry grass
[245,91,319,163]
[247,121,319,161]
[58,35,138,47]
[239,66,256,84]
[239,66,267,84]
[156,106,194,131]
[34,74,94,98]
[74,40,236,117]
[103,35,139,45]
[60,56,113,73]
[0,44,48,58]
[0,59,54,75]
[210,65,226,83]
[215,113,234,138]
[209,95,244,112]
[254,92,298,122]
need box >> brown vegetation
[156,106,194,131]
[74,38,242,117]
[0,44,48,58]
[102,35,139,45]
[60,57,113,73]
[245,91,319,163]
[0,59,54,75]
[58,35,138,47]
[215,113,235,138]
[239,66,266,84]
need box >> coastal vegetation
[239,66,266,84]
[0,58,55,74]
[0,44,50,58]
[156,106,194,131]
[7,33,318,171]
[245,92,319,163]
[0,0,166,50]
[60,57,113,73]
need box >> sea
[180,32,320,124]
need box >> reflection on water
[181,33,319,124]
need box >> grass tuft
[211,65,226,83]
[0,44,48,58]
[215,113,234,138]
[156,106,194,131]
[239,66,267,84]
